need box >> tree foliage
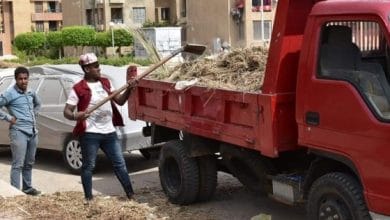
[13,26,136,58]
[61,26,95,46]
[14,32,46,56]
[95,32,111,47]
[113,29,133,47]
[46,31,64,59]
[46,31,63,48]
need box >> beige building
[62,0,161,31]
[62,0,184,55]
[186,0,277,52]
[61,0,276,55]
[0,0,62,56]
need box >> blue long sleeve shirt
[0,84,41,135]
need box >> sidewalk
[0,179,24,197]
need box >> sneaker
[126,192,134,200]
[23,188,41,196]
[83,198,93,206]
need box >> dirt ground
[0,149,305,220]
[0,190,221,219]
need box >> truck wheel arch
[303,150,362,199]
[220,144,276,194]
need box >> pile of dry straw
[150,46,268,92]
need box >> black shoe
[23,188,41,196]
[126,192,134,200]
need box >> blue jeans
[9,129,38,190]
[79,132,134,199]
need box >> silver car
[0,64,153,173]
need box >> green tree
[46,31,63,59]
[14,32,46,59]
[62,26,95,55]
[112,29,133,56]
[94,32,111,58]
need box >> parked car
[0,64,154,173]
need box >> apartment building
[186,0,277,51]
[62,0,167,31]
[61,0,275,55]
[0,0,62,56]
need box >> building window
[47,1,57,12]
[252,0,272,12]
[161,8,170,21]
[49,21,57,31]
[253,20,272,40]
[98,8,104,25]
[133,7,146,25]
[86,9,93,25]
[180,0,186,17]
[35,2,43,13]
[111,8,123,24]
[35,21,44,32]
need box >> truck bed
[129,79,299,157]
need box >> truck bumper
[370,212,390,220]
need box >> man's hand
[9,117,16,125]
[127,78,139,88]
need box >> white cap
[79,53,98,66]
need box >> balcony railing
[31,12,62,21]
[109,0,124,3]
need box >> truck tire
[62,135,82,174]
[159,140,200,205]
[196,155,217,202]
[307,172,370,220]
[221,145,274,194]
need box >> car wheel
[63,137,82,174]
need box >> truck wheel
[63,136,82,174]
[307,172,370,220]
[159,140,200,205]
[221,145,274,194]
[196,155,217,202]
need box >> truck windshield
[317,21,390,120]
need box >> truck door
[297,18,390,212]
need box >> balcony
[109,0,124,3]
[31,12,62,21]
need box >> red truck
[128,0,390,219]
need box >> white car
[0,64,154,173]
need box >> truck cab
[294,1,390,217]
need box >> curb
[0,179,24,197]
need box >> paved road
[0,147,306,220]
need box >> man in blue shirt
[0,67,41,195]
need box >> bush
[14,32,46,57]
